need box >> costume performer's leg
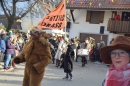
[22,68,29,86]
[22,66,44,86]
[30,67,44,86]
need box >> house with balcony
[66,0,130,45]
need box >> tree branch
[0,0,9,18]
[15,0,19,2]
[3,0,12,16]
[12,0,16,17]
[17,10,24,17]
[17,0,38,19]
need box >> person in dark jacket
[70,38,76,61]
[4,36,15,70]
[60,44,74,80]
[75,42,80,62]
[49,37,58,64]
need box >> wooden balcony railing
[107,20,130,33]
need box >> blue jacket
[0,39,6,53]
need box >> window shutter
[90,11,100,24]
[86,11,91,22]
[99,11,105,23]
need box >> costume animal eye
[34,31,39,33]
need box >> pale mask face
[54,38,56,40]
[30,31,40,39]
[85,40,89,43]
[110,49,130,69]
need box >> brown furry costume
[13,30,52,86]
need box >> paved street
[0,60,108,86]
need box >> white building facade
[68,10,126,45]
[66,0,130,45]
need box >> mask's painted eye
[34,31,39,33]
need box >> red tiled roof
[66,0,130,10]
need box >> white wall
[68,9,121,45]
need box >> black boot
[82,64,85,67]
[85,60,87,64]
[63,73,69,79]
[75,56,78,62]
[69,73,73,80]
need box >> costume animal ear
[44,33,52,39]
[40,31,46,37]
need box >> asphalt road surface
[0,60,108,86]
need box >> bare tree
[52,0,61,5]
[0,0,38,31]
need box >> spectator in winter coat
[0,31,6,53]
[4,36,15,70]
[54,38,65,67]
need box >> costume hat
[1,30,6,34]
[30,27,45,36]
[100,36,130,64]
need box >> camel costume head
[29,27,52,46]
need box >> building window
[90,11,100,24]
[111,11,130,21]
[111,11,121,21]
[121,12,130,21]
[86,11,105,24]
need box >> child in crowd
[100,36,130,86]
